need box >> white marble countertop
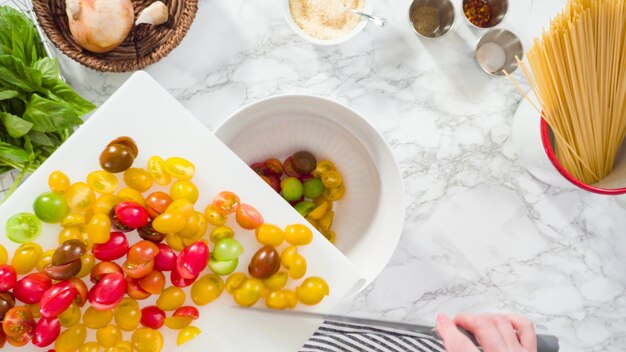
[55,0,626,350]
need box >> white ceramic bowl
[282,0,374,46]
[215,95,404,290]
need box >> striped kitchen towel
[300,320,446,352]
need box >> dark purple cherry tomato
[248,245,280,279]
[292,151,317,174]
[99,137,138,173]
[138,221,166,243]
[0,292,15,320]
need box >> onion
[65,0,134,53]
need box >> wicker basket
[32,0,198,72]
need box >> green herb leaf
[0,90,18,101]
[45,78,95,116]
[0,141,30,165]
[22,94,83,132]
[0,55,43,93]
[27,130,56,147]
[0,111,32,138]
[33,57,60,79]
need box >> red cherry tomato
[212,191,240,215]
[114,202,149,229]
[88,272,127,310]
[0,265,17,292]
[170,269,196,288]
[126,277,151,300]
[32,317,60,347]
[146,192,172,219]
[13,273,51,304]
[39,281,77,318]
[173,306,199,320]
[2,306,35,346]
[90,261,123,283]
[140,306,165,329]
[153,244,177,272]
[92,232,129,261]
[236,204,264,230]
[176,241,209,280]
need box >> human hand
[435,313,537,352]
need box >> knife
[241,308,560,352]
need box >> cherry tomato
[6,212,41,243]
[177,326,201,345]
[248,245,280,279]
[88,272,127,310]
[156,286,186,311]
[264,158,283,176]
[263,271,288,292]
[164,316,192,330]
[58,303,81,327]
[90,261,122,283]
[32,316,60,347]
[265,289,298,310]
[43,239,86,280]
[147,156,171,186]
[233,278,265,307]
[115,297,141,331]
[153,243,177,272]
[303,178,324,199]
[131,327,163,352]
[92,232,129,261]
[208,256,238,276]
[177,211,207,240]
[85,213,112,244]
[11,242,42,274]
[282,156,301,178]
[236,204,264,230]
[212,191,240,215]
[153,212,187,234]
[0,245,7,265]
[145,191,172,219]
[281,246,307,279]
[138,270,165,294]
[2,306,35,346]
[61,212,87,228]
[83,306,113,329]
[296,277,329,305]
[54,323,86,352]
[117,187,146,206]
[213,238,243,261]
[13,273,51,304]
[65,182,96,212]
[123,168,152,192]
[0,292,15,320]
[165,157,195,180]
[140,306,165,329]
[170,180,199,203]
[165,233,185,251]
[225,272,247,294]
[39,281,78,318]
[323,184,345,201]
[292,151,317,174]
[49,170,70,193]
[312,160,335,177]
[91,194,121,216]
[115,202,149,229]
[209,225,234,243]
[126,277,150,300]
[176,241,209,279]
[97,325,123,348]
[0,265,16,292]
[100,137,138,173]
[138,221,166,243]
[284,224,313,246]
[124,241,159,279]
[255,224,285,247]
[87,170,119,194]
[170,269,196,288]
[69,278,89,307]
[79,342,100,352]
[281,177,303,201]
[58,227,82,245]
[191,274,224,306]
[34,192,70,223]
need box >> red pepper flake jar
[463,0,493,28]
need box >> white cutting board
[0,72,363,351]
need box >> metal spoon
[349,9,388,27]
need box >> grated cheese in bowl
[288,0,365,40]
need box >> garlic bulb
[136,1,169,26]
[65,0,134,53]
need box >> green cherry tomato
[6,213,42,243]
[280,177,303,201]
[294,201,315,217]
[213,238,243,261]
[33,192,70,223]
[208,256,238,276]
[303,178,324,199]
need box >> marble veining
[54,0,626,350]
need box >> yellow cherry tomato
[165,199,194,218]
[27,303,41,318]
[318,211,334,232]
[65,182,96,212]
[12,242,42,274]
[191,274,224,306]
[307,201,329,220]
[177,326,201,346]
[97,325,123,348]
[255,224,284,247]
[323,184,345,201]
[225,272,247,295]
[61,212,87,228]
[321,170,342,188]
[153,213,186,234]
[147,156,171,186]
[284,224,313,246]
[266,289,298,310]
[209,225,234,243]
[58,227,82,244]
[312,160,335,177]
[117,187,146,206]
[131,328,163,352]
[296,277,329,305]
[281,246,307,280]
[36,249,54,272]
[124,168,153,193]
[263,271,288,292]
[105,341,133,352]
[115,297,141,331]
[85,213,111,244]
[164,316,192,330]
[178,211,207,239]
[79,342,100,352]
[55,324,87,352]
[59,303,82,327]
[87,170,119,194]
[0,244,7,265]
[49,170,71,193]
[165,233,185,251]
[170,180,199,204]
[204,205,227,226]
[165,157,195,180]
[77,253,96,278]
[83,306,113,329]
[156,287,186,311]
[91,194,121,215]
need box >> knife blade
[240,308,560,352]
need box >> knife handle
[458,328,559,352]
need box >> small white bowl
[282,0,374,46]
[215,95,405,290]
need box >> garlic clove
[135,1,169,26]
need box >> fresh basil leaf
[0,141,30,164]
[0,112,32,138]
[0,55,43,92]
[45,78,95,116]
[0,90,18,101]
[34,57,60,79]
[0,7,45,65]
[27,130,56,147]
[23,94,82,132]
